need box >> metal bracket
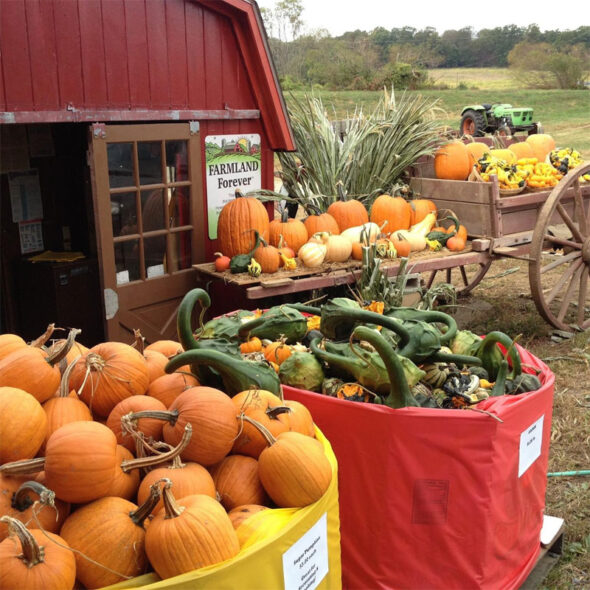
[189,121,200,135]
[104,288,119,319]
[92,123,107,139]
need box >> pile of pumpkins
[434,133,558,182]
[0,328,333,589]
[213,189,461,276]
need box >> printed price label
[519,415,544,477]
[283,513,329,590]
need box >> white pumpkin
[340,222,381,244]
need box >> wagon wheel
[529,162,590,331]
[423,259,493,296]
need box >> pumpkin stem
[46,328,80,367]
[129,480,165,527]
[266,405,292,420]
[132,329,145,355]
[119,422,190,473]
[240,414,277,446]
[29,323,56,348]
[0,516,45,566]
[58,357,79,398]
[12,481,57,515]
[161,479,185,519]
[0,457,46,476]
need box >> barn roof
[0,0,295,151]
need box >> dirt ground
[445,257,590,589]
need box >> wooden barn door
[89,123,204,343]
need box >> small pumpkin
[409,199,437,226]
[253,237,281,274]
[108,445,141,500]
[297,241,327,267]
[133,329,168,383]
[144,340,183,358]
[228,504,269,530]
[240,337,263,354]
[213,252,231,272]
[337,383,371,403]
[390,236,411,258]
[464,141,490,166]
[264,339,292,365]
[147,371,200,407]
[284,399,315,437]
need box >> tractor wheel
[460,110,486,137]
[497,124,514,137]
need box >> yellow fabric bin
[102,428,341,590]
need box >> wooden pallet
[519,516,565,589]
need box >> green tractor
[459,103,542,137]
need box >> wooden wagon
[194,161,590,332]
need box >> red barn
[0,0,294,344]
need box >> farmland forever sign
[205,134,262,239]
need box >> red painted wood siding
[0,0,258,114]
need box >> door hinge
[104,288,119,320]
[189,121,200,135]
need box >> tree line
[260,5,590,91]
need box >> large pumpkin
[0,387,47,463]
[0,517,76,590]
[69,341,150,418]
[526,134,556,162]
[434,141,471,180]
[303,208,340,236]
[145,482,240,579]
[370,194,412,233]
[217,190,270,258]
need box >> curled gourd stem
[12,481,57,517]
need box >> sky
[255,0,588,36]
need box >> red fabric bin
[283,345,554,590]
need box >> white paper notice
[18,220,44,254]
[519,415,544,477]
[116,270,130,285]
[147,264,165,278]
[283,513,329,590]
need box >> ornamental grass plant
[272,88,445,212]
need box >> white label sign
[519,415,544,477]
[147,264,165,279]
[116,270,130,286]
[283,513,329,590]
[205,134,261,239]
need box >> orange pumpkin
[59,493,156,589]
[147,371,200,407]
[390,236,411,258]
[106,394,167,452]
[263,339,292,365]
[253,237,281,274]
[303,208,340,236]
[409,199,437,226]
[145,482,240,579]
[269,208,308,253]
[228,504,269,529]
[465,141,489,167]
[526,134,556,162]
[240,337,263,354]
[42,362,93,451]
[370,194,412,233]
[137,458,216,516]
[216,190,270,258]
[210,454,269,511]
[232,389,291,458]
[163,387,239,466]
[0,480,70,542]
[0,333,28,362]
[284,399,315,437]
[0,517,76,590]
[508,141,534,160]
[108,445,141,500]
[0,387,47,463]
[434,141,471,180]
[69,341,150,418]
[327,185,369,232]
[44,421,118,504]
[144,340,183,358]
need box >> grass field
[288,75,590,158]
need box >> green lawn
[287,87,590,159]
